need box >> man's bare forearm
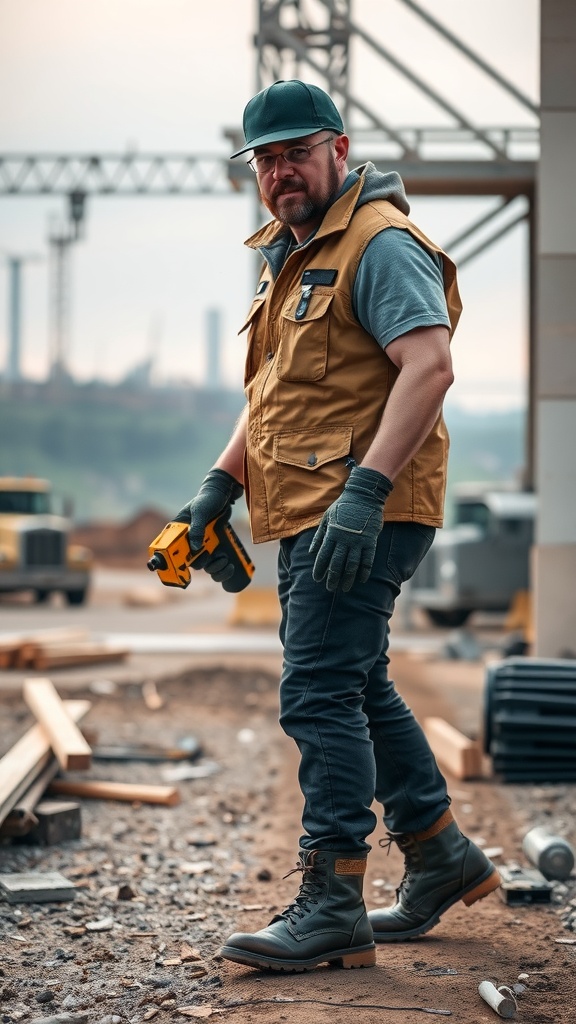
[214,405,249,485]
[360,326,454,482]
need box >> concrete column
[533,0,576,655]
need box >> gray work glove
[173,468,244,584]
[309,465,393,592]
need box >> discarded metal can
[522,826,575,881]
[478,980,517,1019]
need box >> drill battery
[147,515,254,593]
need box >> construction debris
[23,677,93,770]
[24,799,82,846]
[478,980,517,1018]
[142,679,164,710]
[0,699,91,826]
[423,716,483,780]
[0,627,128,670]
[48,778,180,806]
[521,825,575,881]
[0,871,76,904]
[92,735,201,762]
[498,865,554,904]
[0,676,185,851]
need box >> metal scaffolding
[0,0,539,455]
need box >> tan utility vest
[240,170,462,544]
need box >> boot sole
[372,866,501,943]
[220,942,376,972]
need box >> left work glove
[173,468,244,585]
[309,465,393,593]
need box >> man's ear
[334,133,350,163]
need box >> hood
[352,161,410,215]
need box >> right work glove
[309,465,393,592]
[173,468,244,584]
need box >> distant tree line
[0,384,525,525]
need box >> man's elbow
[438,363,455,395]
[428,353,454,398]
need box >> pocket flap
[238,295,266,335]
[281,289,333,324]
[274,426,353,470]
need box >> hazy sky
[0,0,539,409]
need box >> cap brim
[230,124,340,159]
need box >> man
[174,80,500,973]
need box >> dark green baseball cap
[231,80,344,158]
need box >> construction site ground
[1,569,576,1024]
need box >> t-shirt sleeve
[352,227,451,348]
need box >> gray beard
[275,194,317,226]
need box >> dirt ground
[1,650,576,1024]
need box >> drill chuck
[147,552,167,572]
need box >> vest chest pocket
[277,289,334,382]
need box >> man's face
[253,131,349,237]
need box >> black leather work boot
[368,809,501,942]
[220,850,376,972]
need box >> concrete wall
[534,0,576,655]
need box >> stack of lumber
[0,678,180,842]
[0,627,128,670]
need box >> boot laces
[274,852,326,924]
[379,832,422,898]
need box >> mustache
[271,179,307,198]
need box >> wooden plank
[0,699,91,826]
[0,758,59,838]
[0,629,91,668]
[32,644,129,670]
[423,716,483,780]
[0,638,26,668]
[13,642,38,669]
[49,779,180,806]
[23,679,93,771]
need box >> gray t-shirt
[352,228,451,349]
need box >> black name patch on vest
[301,269,337,287]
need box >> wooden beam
[0,629,91,668]
[49,779,180,806]
[31,643,129,670]
[23,679,92,771]
[423,716,483,780]
[0,758,59,838]
[0,699,91,826]
[0,637,26,669]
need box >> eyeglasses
[248,136,334,174]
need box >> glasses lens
[283,147,311,164]
[253,155,274,172]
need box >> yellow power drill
[147,514,254,593]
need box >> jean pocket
[386,522,436,587]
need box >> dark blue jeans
[278,522,450,853]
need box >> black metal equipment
[484,657,576,783]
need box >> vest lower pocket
[273,425,353,520]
